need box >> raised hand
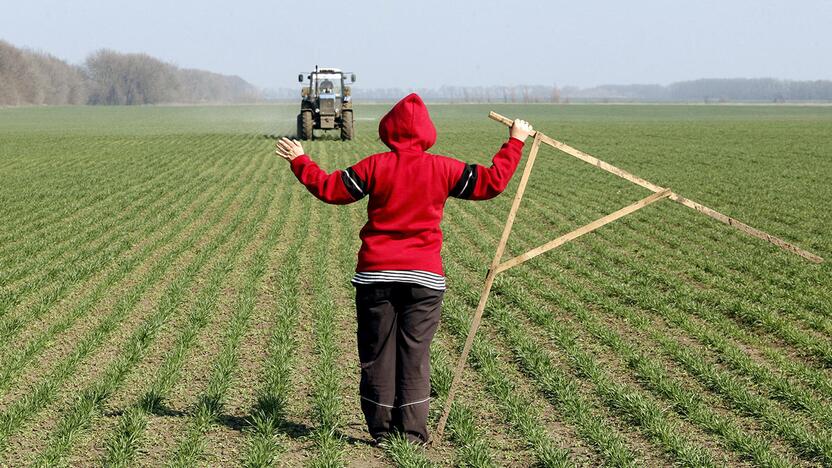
[275,137,305,161]
[509,119,533,142]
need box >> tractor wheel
[300,110,313,140]
[341,110,354,141]
[296,114,303,139]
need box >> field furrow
[240,192,316,467]
[29,151,273,467]
[0,138,241,358]
[95,156,293,467]
[0,142,254,399]
[158,190,287,466]
[0,146,267,462]
[0,136,167,243]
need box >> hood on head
[378,93,436,152]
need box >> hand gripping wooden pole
[433,112,822,447]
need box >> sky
[1,0,831,90]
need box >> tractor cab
[297,66,356,140]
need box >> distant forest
[560,79,832,103]
[0,40,261,105]
[3,39,831,106]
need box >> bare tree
[0,40,89,105]
[84,49,259,105]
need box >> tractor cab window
[320,80,334,94]
[316,74,342,96]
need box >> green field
[0,103,830,467]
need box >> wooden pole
[488,111,823,263]
[495,189,672,274]
[433,133,543,443]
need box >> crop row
[32,148,278,466]
[0,141,257,400]
[0,147,269,457]
[0,136,242,318]
[0,138,244,357]
[103,162,298,466]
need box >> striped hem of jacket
[351,270,446,291]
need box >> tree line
[4,38,830,105]
[0,40,261,106]
[563,79,832,102]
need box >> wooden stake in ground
[434,132,543,441]
[433,112,823,446]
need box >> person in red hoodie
[275,93,532,444]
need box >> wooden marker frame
[433,112,823,444]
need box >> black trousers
[355,283,443,443]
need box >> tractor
[297,66,356,141]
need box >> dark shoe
[370,432,391,447]
[404,433,429,447]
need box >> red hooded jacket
[289,93,524,277]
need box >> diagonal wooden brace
[488,111,823,263]
[495,188,672,274]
